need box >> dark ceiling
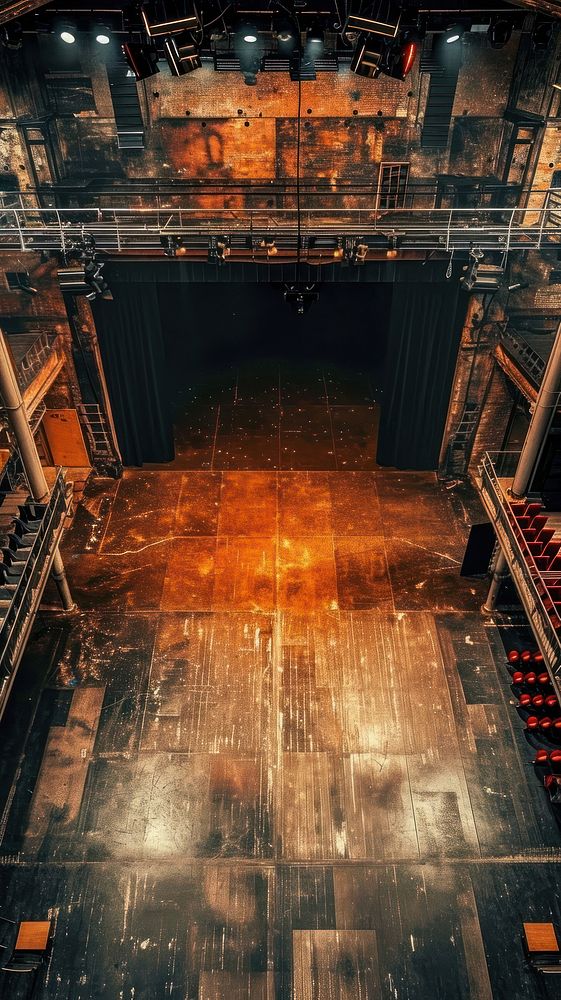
[2,0,561,27]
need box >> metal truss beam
[0,197,560,255]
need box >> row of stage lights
[40,1,553,86]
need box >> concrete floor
[0,366,560,998]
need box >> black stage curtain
[377,282,467,471]
[92,283,174,466]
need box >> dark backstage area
[1,0,561,996]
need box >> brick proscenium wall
[1,30,519,201]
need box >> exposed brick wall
[0,29,524,192]
[470,365,514,472]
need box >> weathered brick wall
[0,29,522,194]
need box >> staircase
[107,65,145,151]
[420,44,461,150]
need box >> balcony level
[496,326,556,403]
[0,469,69,718]
[477,452,561,690]
[5,331,65,418]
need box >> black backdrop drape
[377,282,467,470]
[92,283,174,466]
[91,262,466,470]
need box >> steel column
[0,328,74,611]
[483,318,561,612]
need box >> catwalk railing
[0,190,560,253]
[500,328,547,389]
[0,470,68,714]
[478,452,561,686]
[15,332,58,393]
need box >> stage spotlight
[209,236,231,263]
[122,41,160,80]
[0,21,23,49]
[381,31,419,80]
[235,25,262,84]
[141,1,199,38]
[345,11,400,40]
[444,24,464,44]
[487,17,512,49]
[277,21,295,48]
[345,240,368,264]
[164,33,201,75]
[351,37,385,79]
[533,19,554,51]
[60,25,76,44]
[307,25,324,48]
[259,238,278,256]
[284,283,319,315]
[160,234,182,256]
[95,30,111,45]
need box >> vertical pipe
[483,318,561,612]
[0,328,74,611]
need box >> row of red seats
[508,649,561,740]
[506,648,561,804]
[508,501,561,631]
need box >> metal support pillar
[0,327,74,611]
[483,318,561,613]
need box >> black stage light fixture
[59,23,77,44]
[160,234,182,256]
[141,1,199,38]
[209,236,231,263]
[234,21,263,84]
[533,18,554,51]
[381,30,419,80]
[0,21,23,50]
[306,24,324,50]
[345,239,368,264]
[487,17,512,49]
[345,8,400,41]
[444,23,464,45]
[94,25,111,46]
[122,41,160,80]
[284,283,319,315]
[351,37,385,78]
[164,32,201,74]
[276,19,296,53]
[84,259,113,300]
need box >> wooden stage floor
[0,368,560,998]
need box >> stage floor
[0,369,560,998]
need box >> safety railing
[500,329,547,389]
[15,333,58,393]
[0,470,68,697]
[0,192,560,253]
[0,181,525,213]
[478,452,561,684]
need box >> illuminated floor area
[0,381,560,997]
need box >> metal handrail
[15,333,57,392]
[0,470,67,679]
[500,329,547,388]
[478,453,561,682]
[0,197,560,253]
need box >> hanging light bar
[164,32,201,74]
[141,1,199,38]
[345,7,401,40]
